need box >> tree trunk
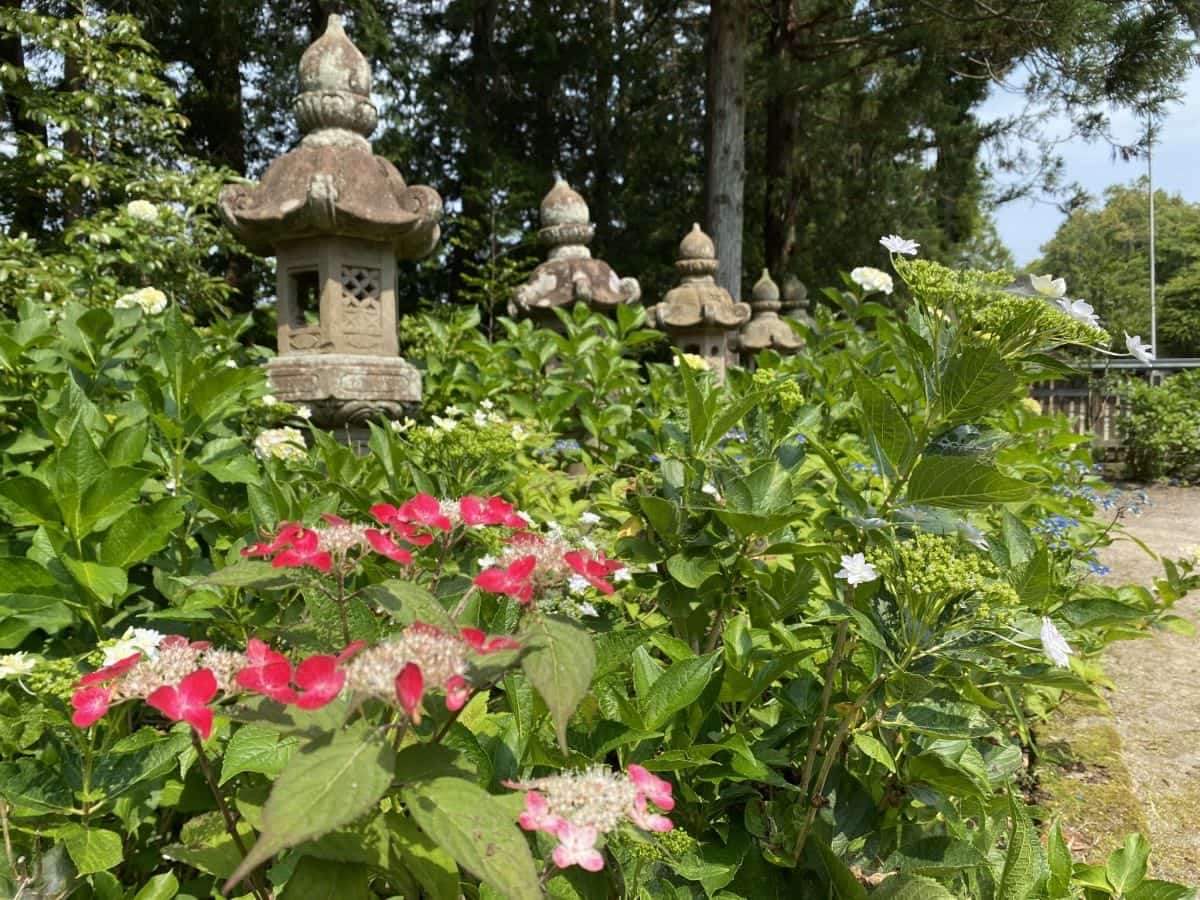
[704,0,747,299]
[763,4,801,277]
[61,51,85,227]
[0,0,47,236]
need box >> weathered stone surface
[267,354,420,426]
[510,177,640,325]
[217,14,434,432]
[740,269,803,356]
[645,223,750,380]
[218,14,441,259]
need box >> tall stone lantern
[219,14,441,430]
[510,177,641,328]
[739,269,803,365]
[645,224,750,380]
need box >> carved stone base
[266,353,421,428]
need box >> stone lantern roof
[509,177,641,322]
[646,224,751,331]
[740,269,803,353]
[218,14,441,259]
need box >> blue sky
[982,67,1200,266]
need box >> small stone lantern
[219,14,441,430]
[739,269,803,364]
[645,223,750,380]
[510,177,640,327]
[781,274,813,326]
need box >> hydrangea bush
[0,241,1197,900]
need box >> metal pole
[1148,116,1157,367]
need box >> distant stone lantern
[781,274,813,326]
[510,177,641,327]
[219,14,441,431]
[739,269,803,364]
[645,223,750,380]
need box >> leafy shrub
[3,242,1196,899]
[1110,369,1200,482]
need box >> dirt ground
[1096,485,1200,885]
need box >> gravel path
[1097,485,1200,885]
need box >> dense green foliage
[1,253,1197,897]
[1109,370,1200,482]
[1037,180,1200,357]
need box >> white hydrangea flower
[125,200,159,223]
[163,478,177,496]
[879,234,919,256]
[0,652,39,679]
[1030,274,1067,298]
[701,483,721,501]
[568,575,591,595]
[115,286,168,314]
[835,552,878,586]
[1040,617,1073,668]
[477,554,498,569]
[443,405,463,418]
[849,267,894,295]
[612,568,632,584]
[390,417,416,433]
[1125,333,1155,365]
[296,405,313,420]
[261,394,277,406]
[102,627,165,666]
[480,399,495,411]
[473,410,489,427]
[224,359,238,368]
[432,415,458,432]
[511,423,527,441]
[1056,298,1101,329]
[673,353,709,371]
[253,427,306,461]
[579,512,601,526]
[578,602,599,617]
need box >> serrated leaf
[640,653,718,731]
[200,559,294,590]
[872,874,958,900]
[387,811,459,900]
[907,457,1031,508]
[997,793,1040,900]
[854,371,915,477]
[520,615,595,751]
[402,777,539,900]
[224,725,395,892]
[220,724,298,785]
[1046,821,1072,898]
[1106,833,1150,894]
[362,580,456,630]
[937,347,1018,424]
[885,836,989,877]
[59,824,123,876]
[851,732,896,773]
[99,498,187,568]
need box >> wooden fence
[1031,359,1200,452]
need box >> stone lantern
[219,14,441,430]
[739,269,803,364]
[781,274,813,326]
[645,223,750,380]
[510,177,640,327]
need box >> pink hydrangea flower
[146,668,218,739]
[551,822,605,872]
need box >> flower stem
[191,732,270,900]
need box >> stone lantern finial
[218,14,443,435]
[645,223,751,381]
[739,269,803,360]
[510,177,641,327]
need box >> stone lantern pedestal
[218,14,440,435]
